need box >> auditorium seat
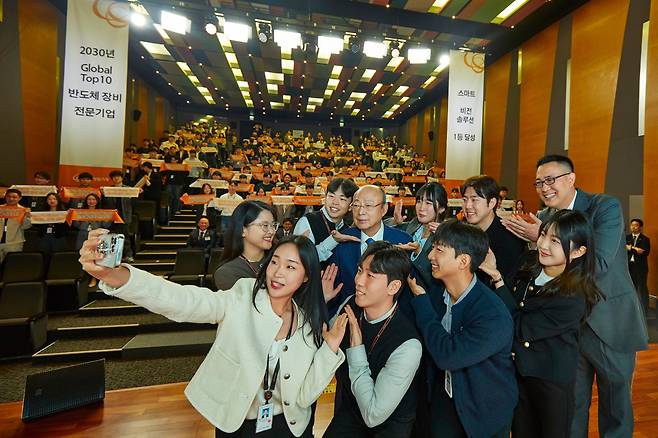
[134,199,157,240]
[168,248,206,286]
[204,248,224,290]
[0,252,45,288]
[0,282,48,357]
[44,251,88,311]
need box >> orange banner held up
[0,205,28,223]
[60,187,101,201]
[180,194,216,205]
[247,195,273,204]
[391,197,417,206]
[66,209,124,225]
[293,196,324,206]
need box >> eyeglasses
[533,173,571,189]
[249,222,280,232]
[351,202,384,211]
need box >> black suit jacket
[538,189,647,352]
[186,229,216,252]
[626,233,650,271]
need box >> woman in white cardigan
[79,230,348,437]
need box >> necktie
[200,231,205,240]
[366,238,375,246]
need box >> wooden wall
[645,0,658,300]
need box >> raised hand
[344,305,363,348]
[426,221,440,234]
[322,313,348,353]
[393,200,407,225]
[331,229,361,243]
[397,241,421,255]
[479,248,500,279]
[501,213,542,242]
[321,263,343,303]
[407,276,426,297]
[79,228,130,289]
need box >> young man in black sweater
[324,241,422,438]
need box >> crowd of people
[0,121,650,438]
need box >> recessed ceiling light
[224,21,251,42]
[131,13,146,27]
[161,11,190,35]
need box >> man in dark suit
[627,218,651,314]
[502,154,648,438]
[328,185,411,316]
[186,216,216,257]
[275,218,294,241]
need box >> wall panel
[517,22,558,208]
[483,52,511,181]
[568,0,629,192]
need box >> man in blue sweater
[407,219,517,438]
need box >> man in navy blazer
[503,155,648,437]
[328,185,411,316]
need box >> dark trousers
[215,414,312,438]
[512,375,574,438]
[570,324,636,438]
[429,378,510,438]
[324,406,414,438]
[628,263,649,314]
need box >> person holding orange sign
[0,188,31,263]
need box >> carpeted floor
[0,354,206,403]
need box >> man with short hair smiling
[324,242,422,437]
[460,175,526,284]
[328,185,411,315]
[408,220,517,438]
[502,154,648,438]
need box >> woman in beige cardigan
[79,230,348,437]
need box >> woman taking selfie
[80,232,348,437]
[479,210,603,438]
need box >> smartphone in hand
[96,233,125,268]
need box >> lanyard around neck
[263,306,294,401]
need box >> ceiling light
[274,29,302,50]
[318,35,343,54]
[205,22,217,35]
[389,41,400,58]
[492,0,529,24]
[131,13,146,27]
[224,21,251,42]
[257,23,272,43]
[160,11,190,35]
[363,40,386,58]
[408,47,431,64]
[439,54,450,65]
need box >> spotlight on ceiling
[318,35,343,54]
[257,22,272,43]
[224,21,251,42]
[389,41,400,58]
[348,35,361,54]
[408,47,431,64]
[205,21,217,35]
[274,29,302,50]
[363,40,387,58]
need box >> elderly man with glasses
[502,154,647,438]
[326,185,412,316]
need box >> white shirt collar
[443,274,477,307]
[361,222,385,244]
[321,206,343,228]
[565,191,578,210]
[363,303,397,324]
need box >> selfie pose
[79,231,347,437]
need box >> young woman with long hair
[389,182,448,289]
[479,209,603,438]
[79,232,348,437]
[36,192,70,256]
[213,200,278,290]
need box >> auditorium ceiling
[127,0,587,123]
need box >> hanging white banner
[445,50,485,179]
[59,0,129,185]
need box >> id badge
[445,370,453,398]
[46,226,54,234]
[204,236,211,241]
[255,403,274,433]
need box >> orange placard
[247,195,273,204]
[391,197,417,206]
[66,209,124,225]
[160,163,189,172]
[0,205,28,223]
[179,194,216,205]
[402,176,427,184]
[293,196,324,206]
[236,183,255,193]
[123,158,140,168]
[295,162,311,170]
[0,187,7,198]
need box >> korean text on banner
[445,50,485,179]
[59,0,129,183]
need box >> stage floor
[1,345,657,437]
